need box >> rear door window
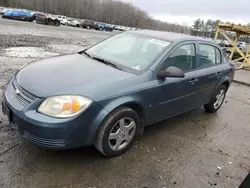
[196,44,216,69]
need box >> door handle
[189,78,198,85]
[216,72,223,76]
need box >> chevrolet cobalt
[2,31,235,157]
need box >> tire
[95,107,141,157]
[87,26,90,29]
[54,20,60,26]
[204,85,227,113]
[48,18,54,25]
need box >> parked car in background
[240,44,249,53]
[237,42,247,48]
[65,19,80,27]
[34,13,46,24]
[34,13,60,26]
[2,31,235,157]
[57,15,67,25]
[2,10,34,22]
[0,7,4,15]
[98,23,113,31]
[0,8,12,15]
[215,40,227,48]
[114,26,125,31]
[224,43,249,60]
[81,20,99,30]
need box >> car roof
[127,30,215,43]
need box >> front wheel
[204,85,227,113]
[95,107,140,157]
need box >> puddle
[2,47,59,58]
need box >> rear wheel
[95,107,140,157]
[48,18,54,25]
[54,20,60,26]
[204,85,227,113]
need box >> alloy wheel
[108,117,136,151]
[214,89,225,109]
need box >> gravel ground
[0,18,250,188]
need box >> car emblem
[15,89,20,95]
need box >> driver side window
[162,44,196,72]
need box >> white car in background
[64,19,80,27]
[57,15,67,25]
[0,8,12,15]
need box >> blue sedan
[2,10,34,21]
[1,31,235,157]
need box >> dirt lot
[0,18,250,188]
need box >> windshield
[85,33,171,72]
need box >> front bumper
[1,81,109,150]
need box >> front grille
[23,131,66,148]
[11,80,36,107]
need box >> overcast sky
[124,0,250,26]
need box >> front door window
[162,44,196,72]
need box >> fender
[86,104,109,145]
[209,74,230,100]
[88,94,150,142]
[217,74,230,89]
[100,94,149,117]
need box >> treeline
[0,0,189,33]
[190,18,250,39]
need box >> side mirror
[157,66,185,79]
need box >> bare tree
[0,0,189,34]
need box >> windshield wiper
[92,56,121,70]
[81,52,122,70]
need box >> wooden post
[230,33,240,59]
[214,27,220,41]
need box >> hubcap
[214,89,225,109]
[108,117,136,151]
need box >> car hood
[16,53,135,98]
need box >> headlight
[38,95,92,118]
